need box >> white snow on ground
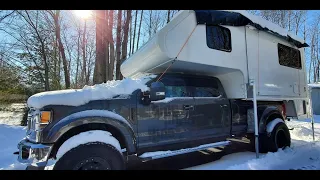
[0,112,23,126]
[0,113,319,170]
[27,75,155,109]
[56,130,121,161]
[0,124,27,170]
[185,116,320,170]
[0,103,26,126]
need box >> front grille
[26,109,36,135]
[21,146,30,159]
[27,115,31,131]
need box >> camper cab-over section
[121,10,309,118]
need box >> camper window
[278,43,302,69]
[206,25,231,52]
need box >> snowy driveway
[0,117,319,170]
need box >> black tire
[265,122,291,152]
[247,133,269,153]
[248,122,291,153]
[53,142,125,170]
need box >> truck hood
[27,77,153,109]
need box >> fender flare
[266,118,285,133]
[55,130,122,160]
[258,106,284,133]
[44,110,136,154]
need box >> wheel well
[265,113,284,126]
[50,123,127,159]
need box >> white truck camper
[120,10,309,119]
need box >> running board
[139,141,230,161]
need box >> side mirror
[150,82,166,101]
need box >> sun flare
[74,10,93,19]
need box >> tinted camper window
[278,43,302,69]
[206,25,231,52]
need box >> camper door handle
[183,105,194,110]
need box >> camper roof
[194,10,308,48]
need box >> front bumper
[17,139,53,167]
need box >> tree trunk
[317,32,319,82]
[148,10,152,39]
[119,10,131,80]
[41,41,50,91]
[131,10,138,55]
[81,20,87,85]
[288,10,291,31]
[75,28,81,88]
[108,10,115,80]
[136,10,143,51]
[115,10,122,80]
[53,35,58,89]
[93,10,104,84]
[53,10,70,89]
[104,10,109,82]
[167,10,171,23]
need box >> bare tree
[293,10,307,35]
[108,10,115,80]
[167,10,171,23]
[93,10,104,84]
[48,10,71,89]
[136,10,143,51]
[119,10,131,79]
[115,10,122,80]
[0,10,16,23]
[104,10,109,82]
[18,11,50,91]
[131,10,138,55]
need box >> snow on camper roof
[194,10,309,48]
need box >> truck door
[191,76,231,140]
[136,74,195,150]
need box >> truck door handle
[183,105,194,110]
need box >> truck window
[194,87,220,97]
[191,78,221,97]
[278,43,302,69]
[159,76,193,97]
[206,25,232,52]
[159,75,221,98]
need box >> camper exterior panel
[120,35,170,78]
[245,26,259,99]
[256,30,304,99]
[174,25,247,99]
[121,10,194,78]
[299,48,308,99]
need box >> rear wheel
[249,121,291,153]
[266,122,291,152]
[53,142,125,170]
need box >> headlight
[39,111,52,124]
[27,110,52,143]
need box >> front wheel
[53,142,125,170]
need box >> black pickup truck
[17,73,291,170]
